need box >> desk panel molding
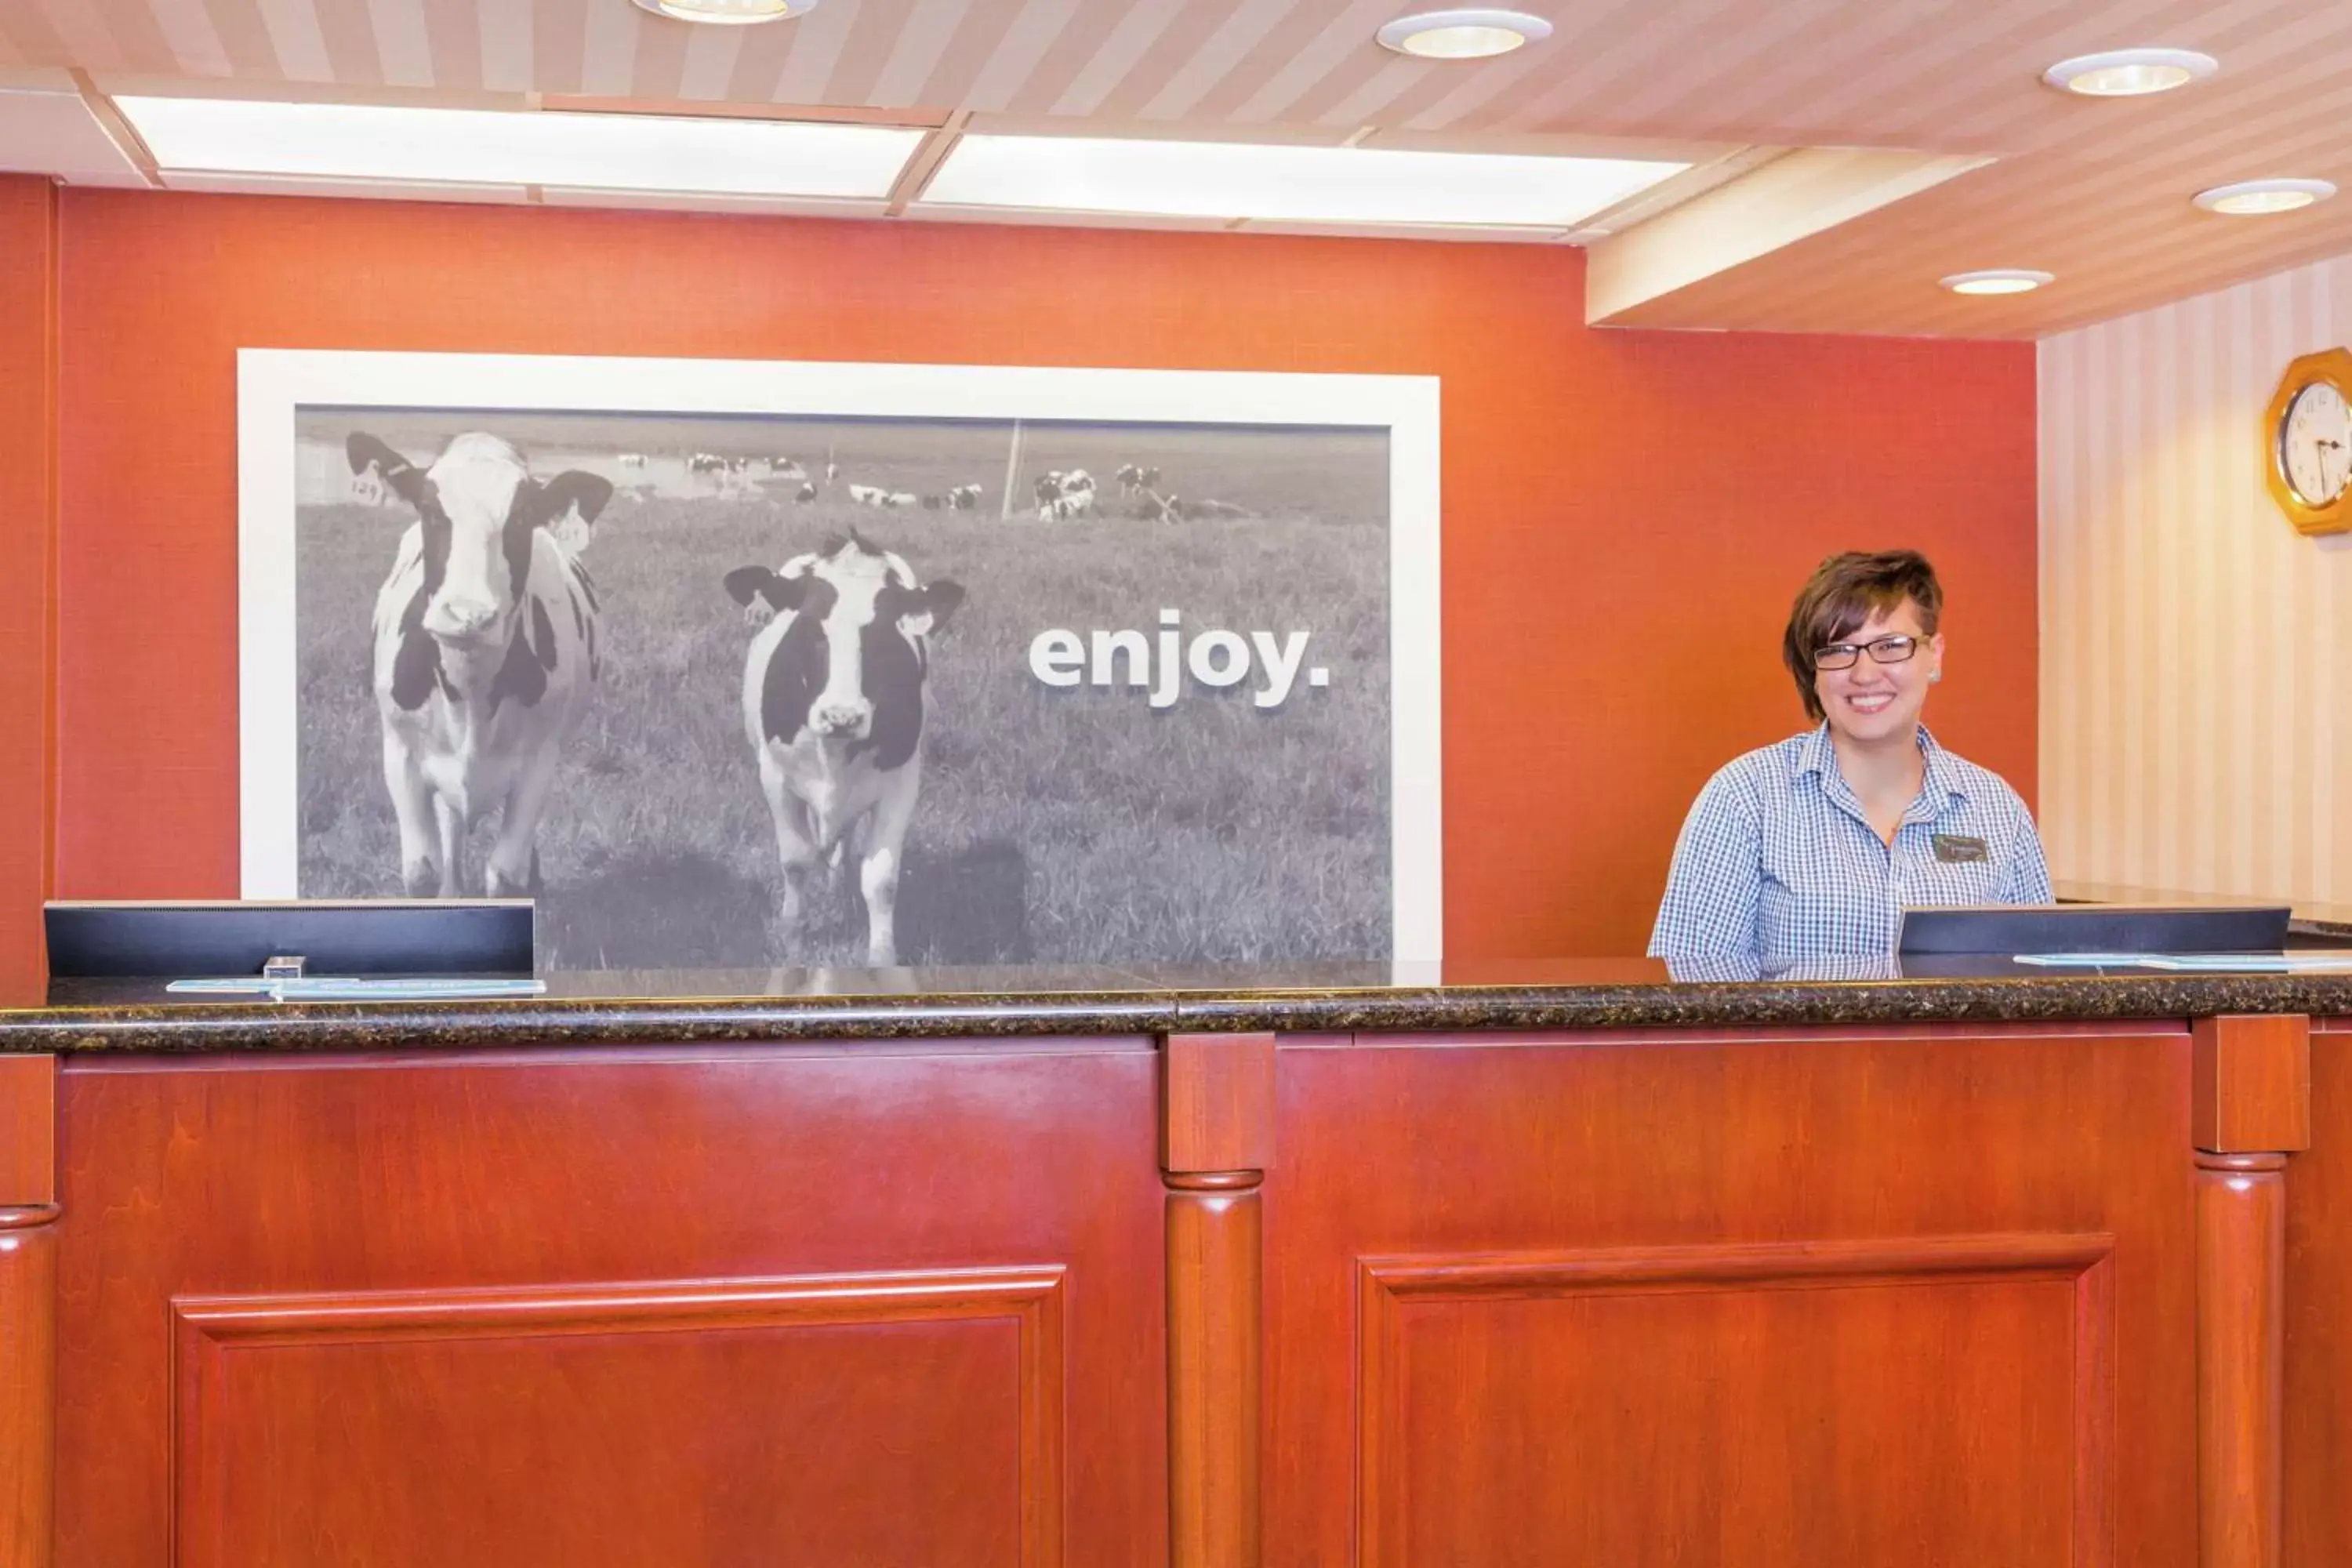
[1357,1234,2118,1568]
[172,1269,1067,1568]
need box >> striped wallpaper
[2039,254,2352,905]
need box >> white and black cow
[948,483,983,510]
[721,535,964,965]
[348,431,612,899]
[1033,468,1097,521]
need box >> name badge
[1933,833,1990,863]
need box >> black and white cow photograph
[287,404,1398,970]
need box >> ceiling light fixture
[113,96,920,198]
[1374,9,1553,60]
[2042,47,2217,96]
[630,0,816,23]
[1940,269,2055,296]
[2194,177,2337,216]
[921,135,1685,229]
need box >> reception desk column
[0,1055,55,1568]
[2194,1014,2311,1568]
[1162,1032,1275,1568]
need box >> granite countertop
[8,955,2352,1053]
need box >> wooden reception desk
[5,959,2352,1568]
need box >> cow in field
[1033,468,1097,521]
[347,431,612,899]
[722,534,965,965]
[848,483,889,507]
[795,482,819,503]
[948,483,983,510]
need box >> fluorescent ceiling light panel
[923,136,1689,229]
[115,96,921,199]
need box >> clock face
[2282,379,2352,507]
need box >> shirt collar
[1795,722,1969,811]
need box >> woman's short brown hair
[1781,550,1944,722]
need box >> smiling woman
[1647,550,2052,963]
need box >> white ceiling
[5,0,2352,338]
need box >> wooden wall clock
[2267,347,2352,535]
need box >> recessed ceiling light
[2194,177,2336,215]
[921,135,1686,229]
[630,0,816,22]
[1375,9,1553,60]
[1940,269,2055,296]
[113,96,920,198]
[2042,47,2217,96]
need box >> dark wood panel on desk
[1268,1022,2195,1568]
[2286,1018,2352,1566]
[53,1038,1162,1568]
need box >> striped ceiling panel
[5,0,2352,336]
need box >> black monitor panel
[1896,903,2291,957]
[44,900,535,979]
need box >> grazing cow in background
[885,491,919,509]
[1053,470,1096,520]
[795,482,819,503]
[948,483,983,510]
[688,452,727,475]
[1116,463,1142,495]
[347,431,612,898]
[1033,469,1097,521]
[847,483,888,507]
[722,534,965,965]
[766,456,806,479]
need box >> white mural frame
[237,347,1444,960]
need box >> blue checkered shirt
[1648,725,2052,961]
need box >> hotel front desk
[6,960,2352,1568]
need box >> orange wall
[0,177,56,1001]
[47,187,2038,959]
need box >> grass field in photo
[294,411,1392,969]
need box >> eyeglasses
[1814,634,1922,670]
